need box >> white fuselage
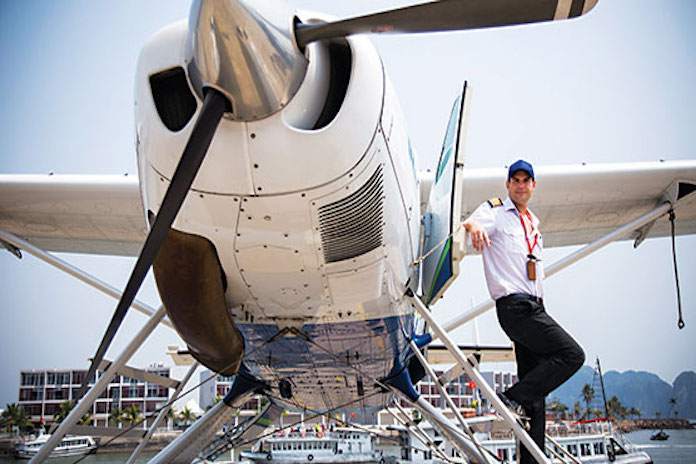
[134,14,423,411]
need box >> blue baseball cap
[508,159,535,180]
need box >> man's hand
[464,220,490,252]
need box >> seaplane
[1,0,695,463]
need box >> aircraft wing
[459,160,696,249]
[0,174,146,256]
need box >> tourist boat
[240,426,384,463]
[14,431,96,459]
[477,419,653,463]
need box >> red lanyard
[518,210,538,257]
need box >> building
[18,364,172,428]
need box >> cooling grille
[318,166,385,263]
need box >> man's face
[506,171,536,206]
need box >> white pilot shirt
[465,196,544,300]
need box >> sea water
[626,428,696,464]
[3,429,696,463]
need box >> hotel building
[18,364,171,428]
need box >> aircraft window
[434,96,461,184]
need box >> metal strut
[0,229,172,327]
[440,201,676,335]
[388,400,453,463]
[408,340,494,462]
[406,292,550,464]
[126,361,200,464]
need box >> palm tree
[573,401,583,421]
[54,400,91,426]
[165,406,176,430]
[108,407,123,427]
[121,405,142,426]
[581,384,595,419]
[547,398,568,420]
[1,403,33,434]
[178,406,196,428]
[607,396,628,419]
[205,396,222,412]
[628,407,641,419]
[668,397,677,417]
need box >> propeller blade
[296,0,598,47]
[76,89,229,399]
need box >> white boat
[241,426,384,463]
[478,419,653,463]
[14,431,97,459]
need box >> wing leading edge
[458,160,696,250]
[0,174,146,256]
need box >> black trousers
[496,294,585,464]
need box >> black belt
[498,293,543,305]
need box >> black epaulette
[487,197,503,208]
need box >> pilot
[462,159,585,463]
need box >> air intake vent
[150,67,197,132]
[319,167,384,263]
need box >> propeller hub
[187,0,308,121]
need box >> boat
[14,431,96,459]
[649,430,669,441]
[476,418,653,463]
[240,426,384,463]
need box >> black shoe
[497,392,531,431]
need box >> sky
[0,0,694,410]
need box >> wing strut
[441,200,677,334]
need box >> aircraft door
[421,82,469,305]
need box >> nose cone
[187,0,308,121]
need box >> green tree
[581,384,595,419]
[108,407,123,427]
[668,397,677,417]
[628,407,641,419]
[1,403,34,434]
[165,406,176,430]
[121,405,142,425]
[547,398,568,420]
[205,396,222,412]
[573,401,583,421]
[54,401,91,426]
[178,406,196,427]
[607,396,628,419]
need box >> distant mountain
[673,371,696,418]
[548,368,695,419]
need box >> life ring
[307,454,314,461]
[317,431,324,438]
[266,453,272,461]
